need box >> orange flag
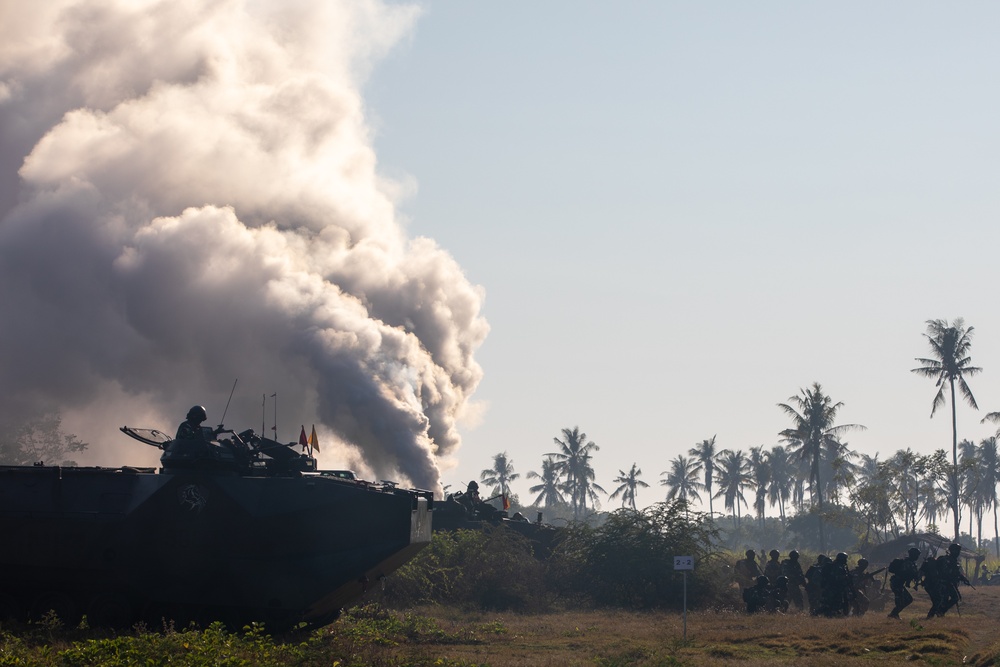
[298,425,308,451]
[502,494,510,511]
[309,425,320,453]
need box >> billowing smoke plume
[0,0,488,491]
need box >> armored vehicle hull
[0,440,432,629]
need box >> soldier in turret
[176,405,225,441]
[457,480,481,512]
[887,547,921,618]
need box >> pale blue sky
[363,2,1000,510]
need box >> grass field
[365,586,1000,666]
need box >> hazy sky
[4,2,1000,514]
[364,2,1000,509]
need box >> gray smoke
[0,0,487,491]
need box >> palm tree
[526,456,565,508]
[480,451,520,500]
[748,446,771,527]
[609,463,649,510]
[660,455,704,504]
[689,436,718,518]
[778,382,865,551]
[548,426,605,519]
[765,445,794,523]
[714,449,751,530]
[977,437,1000,557]
[912,317,982,540]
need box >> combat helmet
[187,405,208,422]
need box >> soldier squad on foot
[736,543,974,617]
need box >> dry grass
[368,586,1000,666]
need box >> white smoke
[0,0,488,491]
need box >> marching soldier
[780,549,806,611]
[920,554,944,618]
[734,549,763,592]
[819,552,853,617]
[805,554,829,615]
[887,547,921,619]
[935,543,971,617]
[764,549,783,583]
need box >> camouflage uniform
[764,550,783,583]
[819,553,853,617]
[850,560,871,616]
[920,555,944,618]
[734,551,763,591]
[780,551,806,611]
[935,544,970,617]
[888,548,920,618]
[743,576,770,614]
[805,555,829,615]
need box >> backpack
[888,558,905,575]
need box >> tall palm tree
[748,446,771,528]
[480,451,520,500]
[778,382,864,551]
[714,449,751,530]
[526,456,565,508]
[609,463,649,510]
[765,445,794,523]
[548,426,605,519]
[912,317,982,540]
[689,436,718,518]
[660,455,704,504]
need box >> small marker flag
[298,425,308,451]
[502,494,510,511]
[309,425,320,453]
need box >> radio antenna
[219,378,238,425]
[271,393,278,441]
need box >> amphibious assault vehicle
[0,426,433,629]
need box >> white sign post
[673,556,693,641]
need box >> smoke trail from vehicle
[0,0,487,490]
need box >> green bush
[548,501,724,610]
[383,527,548,611]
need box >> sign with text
[673,556,694,570]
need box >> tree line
[476,318,1000,553]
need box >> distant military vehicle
[433,489,560,556]
[0,425,432,630]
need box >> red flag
[502,494,510,511]
[298,425,308,451]
[309,425,320,453]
